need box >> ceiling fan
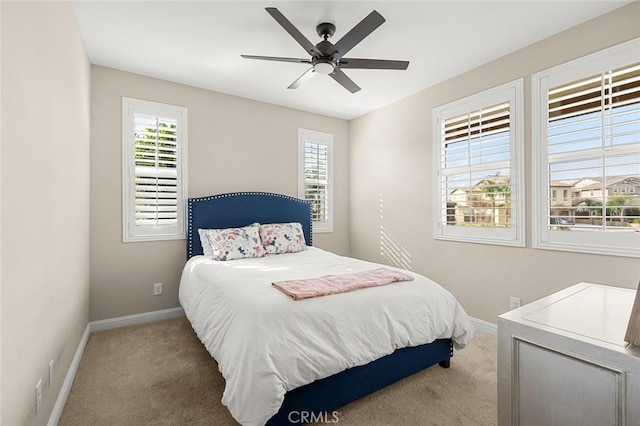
[241,8,409,93]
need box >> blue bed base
[266,339,453,425]
[185,192,453,425]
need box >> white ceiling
[72,1,629,120]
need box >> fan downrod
[316,22,336,40]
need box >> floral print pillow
[204,224,266,261]
[259,222,307,255]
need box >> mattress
[179,247,474,426]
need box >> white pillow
[198,228,214,258]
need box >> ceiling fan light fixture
[313,59,335,75]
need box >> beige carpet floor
[59,317,497,426]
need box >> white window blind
[441,102,512,227]
[122,98,188,242]
[433,79,524,246]
[134,115,179,227]
[533,39,640,257]
[304,141,329,222]
[298,129,333,233]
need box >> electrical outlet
[153,282,163,296]
[35,379,42,414]
[510,296,522,310]
[49,360,54,388]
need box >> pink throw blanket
[272,268,414,300]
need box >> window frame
[122,97,188,242]
[298,128,334,233]
[532,39,640,258]
[432,79,525,247]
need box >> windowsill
[123,234,186,243]
[434,233,525,248]
[313,228,333,234]
[533,240,640,258]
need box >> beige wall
[90,66,350,321]
[0,2,3,422]
[1,2,91,425]
[350,3,640,324]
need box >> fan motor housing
[315,40,336,56]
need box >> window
[433,79,525,246]
[122,97,188,242]
[532,39,640,257]
[298,129,333,233]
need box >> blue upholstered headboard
[186,192,313,259]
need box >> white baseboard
[90,307,185,333]
[48,307,185,425]
[47,324,90,426]
[470,316,497,335]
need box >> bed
[179,191,474,426]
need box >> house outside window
[122,97,188,242]
[298,129,333,233]
[433,79,525,247]
[532,39,640,257]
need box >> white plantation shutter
[298,129,333,233]
[433,79,524,246]
[123,98,188,242]
[304,141,329,222]
[440,102,512,227]
[134,115,178,226]
[546,63,640,227]
[533,39,640,257]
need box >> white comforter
[179,247,474,426]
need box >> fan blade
[329,68,361,93]
[265,8,322,57]
[332,10,385,59]
[339,58,409,70]
[288,67,316,89]
[241,55,311,64]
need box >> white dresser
[498,282,640,426]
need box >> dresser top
[500,282,637,350]
[525,284,635,347]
